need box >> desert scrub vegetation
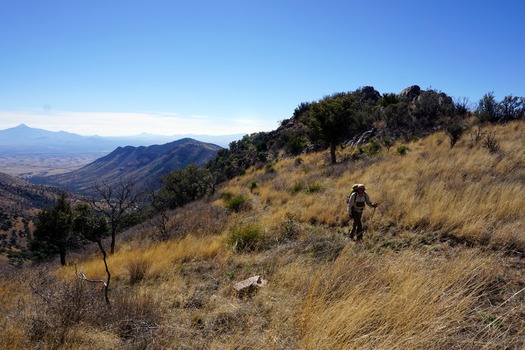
[2,120,525,349]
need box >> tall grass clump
[126,257,151,285]
[166,199,229,237]
[0,272,31,349]
[226,223,263,252]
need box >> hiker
[347,184,379,241]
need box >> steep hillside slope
[0,172,61,216]
[0,172,63,261]
[31,138,222,193]
[2,121,524,349]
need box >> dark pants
[350,209,364,241]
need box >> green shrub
[364,138,382,156]
[352,139,382,159]
[222,193,249,212]
[285,135,307,156]
[305,182,322,194]
[264,163,276,174]
[291,181,322,194]
[397,145,410,155]
[248,180,258,193]
[382,136,394,151]
[219,192,234,201]
[291,182,304,194]
[226,223,262,252]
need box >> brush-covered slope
[0,172,62,217]
[2,121,525,349]
[32,138,222,193]
[0,172,63,261]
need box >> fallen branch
[78,271,107,287]
[74,248,111,306]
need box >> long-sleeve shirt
[347,192,374,212]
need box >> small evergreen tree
[498,95,523,121]
[30,193,76,265]
[301,93,358,164]
[476,92,500,123]
[159,164,214,209]
[446,121,466,148]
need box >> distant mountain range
[30,138,222,193]
[0,129,223,255]
[0,124,244,155]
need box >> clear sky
[1,0,524,136]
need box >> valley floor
[0,154,101,178]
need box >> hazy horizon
[1,122,246,138]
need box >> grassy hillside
[1,121,525,349]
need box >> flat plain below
[0,154,100,178]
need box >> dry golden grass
[299,248,502,349]
[56,233,230,287]
[2,120,525,349]
[221,121,525,253]
[0,278,30,349]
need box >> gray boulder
[399,85,421,100]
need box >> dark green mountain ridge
[30,138,222,194]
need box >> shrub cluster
[226,223,262,252]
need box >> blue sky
[1,0,524,136]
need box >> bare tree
[72,202,111,304]
[90,179,142,254]
[470,127,486,144]
[145,183,171,241]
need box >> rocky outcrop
[399,85,421,100]
[437,92,453,106]
[359,86,382,102]
[343,129,376,147]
